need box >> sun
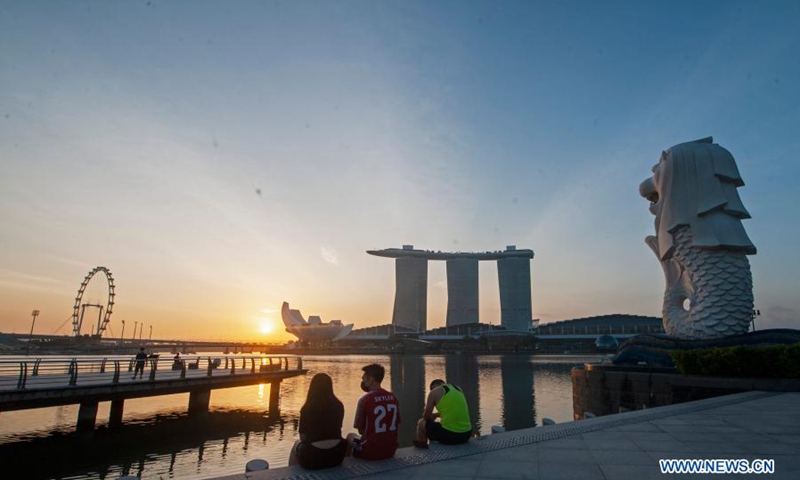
[259,320,274,335]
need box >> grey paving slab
[681,442,757,454]
[584,438,640,451]
[729,442,799,455]
[213,391,799,480]
[537,448,598,464]
[599,464,667,480]
[772,453,800,470]
[359,471,415,480]
[633,440,696,453]
[536,438,588,451]
[649,417,691,426]
[482,444,539,461]
[476,459,539,479]
[580,431,630,442]
[412,457,483,476]
[669,414,732,426]
[607,422,663,433]
[667,431,774,443]
[590,449,653,466]
[538,463,604,480]
[408,473,469,480]
[623,431,676,443]
[656,424,746,434]
[768,434,800,444]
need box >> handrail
[0,354,303,391]
[112,360,120,384]
[17,362,27,389]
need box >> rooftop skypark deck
[367,245,534,261]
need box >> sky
[1,0,799,342]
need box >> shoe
[412,441,429,449]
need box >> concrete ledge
[211,390,777,480]
[572,365,800,418]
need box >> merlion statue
[639,137,756,339]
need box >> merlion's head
[639,137,756,260]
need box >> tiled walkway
[214,391,800,480]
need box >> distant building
[534,314,664,336]
[534,314,663,353]
[367,245,535,332]
[281,302,353,342]
[341,313,663,353]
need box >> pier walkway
[216,391,800,480]
[0,355,306,431]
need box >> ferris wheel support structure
[72,266,116,337]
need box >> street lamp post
[27,310,40,356]
[120,320,126,343]
[751,309,761,332]
[149,325,153,342]
[138,323,143,341]
[133,321,138,342]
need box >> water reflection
[0,354,595,479]
[390,355,425,446]
[0,410,291,480]
[445,355,481,431]
[501,356,536,430]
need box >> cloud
[320,246,339,265]
[260,308,278,314]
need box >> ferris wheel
[72,266,116,337]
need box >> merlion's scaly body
[640,137,756,340]
[658,226,753,338]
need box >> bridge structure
[2,333,288,355]
[368,245,535,333]
[0,354,306,432]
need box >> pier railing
[0,354,303,391]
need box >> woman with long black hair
[288,373,346,469]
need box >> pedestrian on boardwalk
[133,347,147,379]
[288,373,346,469]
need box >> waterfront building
[533,314,664,352]
[280,302,353,342]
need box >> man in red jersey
[346,363,401,460]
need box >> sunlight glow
[259,320,274,335]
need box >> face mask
[360,380,369,392]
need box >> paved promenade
[214,391,800,480]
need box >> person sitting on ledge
[289,373,347,470]
[346,363,401,460]
[414,379,473,448]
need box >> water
[0,354,597,479]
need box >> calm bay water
[0,354,598,479]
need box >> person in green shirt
[413,378,473,448]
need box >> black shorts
[296,439,346,470]
[425,420,472,445]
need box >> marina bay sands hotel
[367,245,535,333]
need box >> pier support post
[77,401,99,432]
[268,380,281,418]
[188,389,211,417]
[109,399,124,428]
